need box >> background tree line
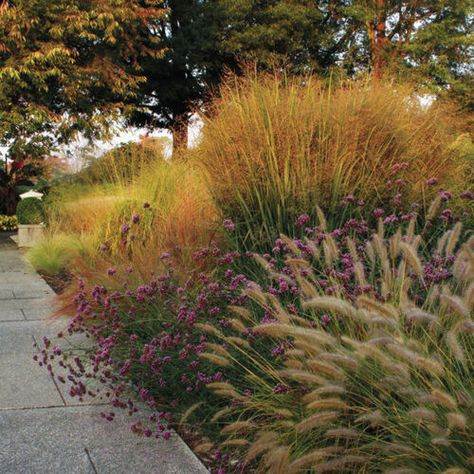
[0,0,472,161]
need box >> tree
[128,0,225,154]
[337,1,473,108]
[0,0,165,160]
[215,0,346,73]
[128,1,348,154]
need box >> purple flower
[223,219,235,232]
[107,267,117,276]
[383,214,398,225]
[143,202,150,208]
[272,383,289,394]
[320,314,331,326]
[342,194,356,205]
[271,344,285,357]
[373,208,384,219]
[121,223,130,234]
[460,190,474,200]
[295,213,310,227]
[426,177,438,186]
[132,214,140,224]
[392,162,409,173]
[440,208,453,222]
[392,193,402,207]
[439,190,452,201]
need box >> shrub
[0,215,18,231]
[77,137,167,186]
[198,72,470,251]
[16,197,45,225]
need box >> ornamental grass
[197,72,471,251]
[203,216,474,473]
[36,192,473,473]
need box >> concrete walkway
[0,234,207,474]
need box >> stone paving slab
[0,234,208,473]
[0,334,36,353]
[1,297,55,318]
[0,352,65,409]
[0,308,24,322]
[0,289,15,300]
[0,406,208,474]
[21,306,55,320]
[12,288,55,299]
[0,319,68,340]
[1,446,95,474]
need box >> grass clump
[205,215,474,473]
[198,72,471,251]
[26,234,83,276]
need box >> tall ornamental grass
[36,147,219,285]
[198,73,471,251]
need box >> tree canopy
[0,0,165,159]
[338,0,473,109]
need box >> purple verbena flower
[223,219,235,232]
[373,208,384,219]
[295,213,310,227]
[439,190,452,201]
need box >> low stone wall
[17,224,44,248]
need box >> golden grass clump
[207,219,473,473]
[197,71,469,249]
[34,142,219,290]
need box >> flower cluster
[0,214,18,231]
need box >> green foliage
[0,158,43,214]
[338,0,474,110]
[16,197,44,225]
[215,0,343,71]
[213,1,473,107]
[0,214,17,231]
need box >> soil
[40,269,73,295]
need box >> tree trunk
[372,0,387,78]
[171,116,189,157]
